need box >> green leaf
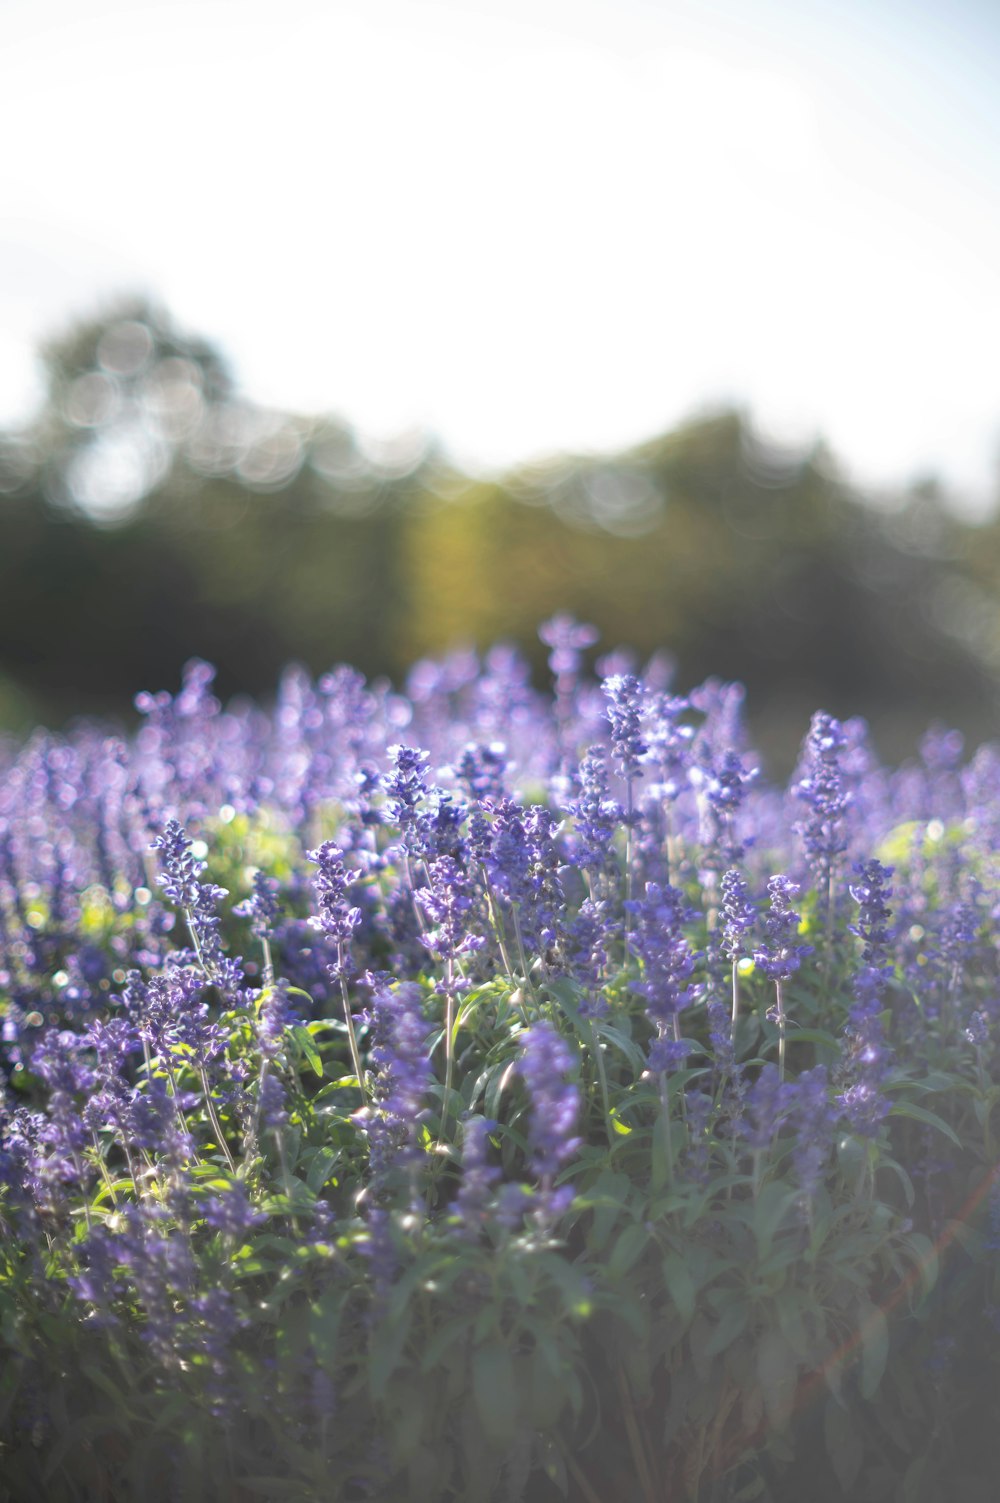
[888,1100,961,1147]
[43,1417,120,1483]
[593,1022,647,1075]
[900,1232,939,1302]
[309,1290,343,1367]
[662,1252,697,1326]
[420,1315,472,1371]
[529,1343,568,1429]
[290,1024,323,1078]
[285,986,315,1005]
[582,1170,631,1253]
[79,1363,136,1416]
[902,1454,933,1503]
[537,1252,594,1318]
[876,1154,915,1209]
[305,1147,340,1192]
[776,1289,815,1361]
[369,1306,413,1399]
[651,1111,675,1192]
[472,1342,518,1441]
[824,1397,863,1493]
[858,1302,889,1399]
[89,1177,135,1209]
[609,1222,649,1280]
[237,1478,313,1499]
[753,1181,797,1260]
[731,1474,767,1502]
[783,1026,840,1052]
[703,1298,750,1357]
[484,1059,518,1122]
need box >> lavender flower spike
[720,868,757,1025]
[518,1022,581,1223]
[754,875,812,1081]
[151,818,243,995]
[840,858,894,1137]
[603,673,647,789]
[794,711,850,900]
[308,841,365,1093]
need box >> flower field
[2,620,999,1502]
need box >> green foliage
[1,306,998,757]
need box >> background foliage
[2,300,998,762]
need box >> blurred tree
[0,304,997,765]
[36,296,233,519]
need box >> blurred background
[3,0,1000,768]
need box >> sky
[2,0,1000,510]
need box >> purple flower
[234,870,282,940]
[518,1022,581,1217]
[965,1011,990,1048]
[483,798,532,906]
[202,1183,265,1237]
[920,723,964,776]
[539,614,599,682]
[383,744,431,853]
[743,1064,788,1152]
[151,819,244,994]
[563,898,612,1001]
[364,982,432,1187]
[753,876,812,983]
[788,1066,835,1194]
[794,712,850,888]
[682,1091,714,1183]
[256,981,292,1058]
[627,882,698,1070]
[151,818,203,911]
[603,674,647,788]
[418,856,484,971]
[641,691,694,805]
[849,859,895,965]
[257,1071,289,1132]
[453,1116,501,1238]
[568,746,622,874]
[455,742,509,802]
[308,841,362,982]
[720,869,757,963]
[690,750,758,868]
[839,859,894,1137]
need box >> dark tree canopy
[1,304,997,765]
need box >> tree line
[2,299,997,765]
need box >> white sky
[2,0,1000,509]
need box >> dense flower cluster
[2,627,1000,1501]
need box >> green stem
[199,1065,237,1174]
[659,1070,673,1187]
[565,1451,605,1503]
[338,969,367,1101]
[584,1013,613,1147]
[442,985,455,1135]
[510,908,539,1014]
[482,868,517,980]
[615,1363,658,1503]
[91,1132,123,1205]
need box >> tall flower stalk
[604,673,647,961]
[754,876,812,1083]
[309,841,366,1099]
